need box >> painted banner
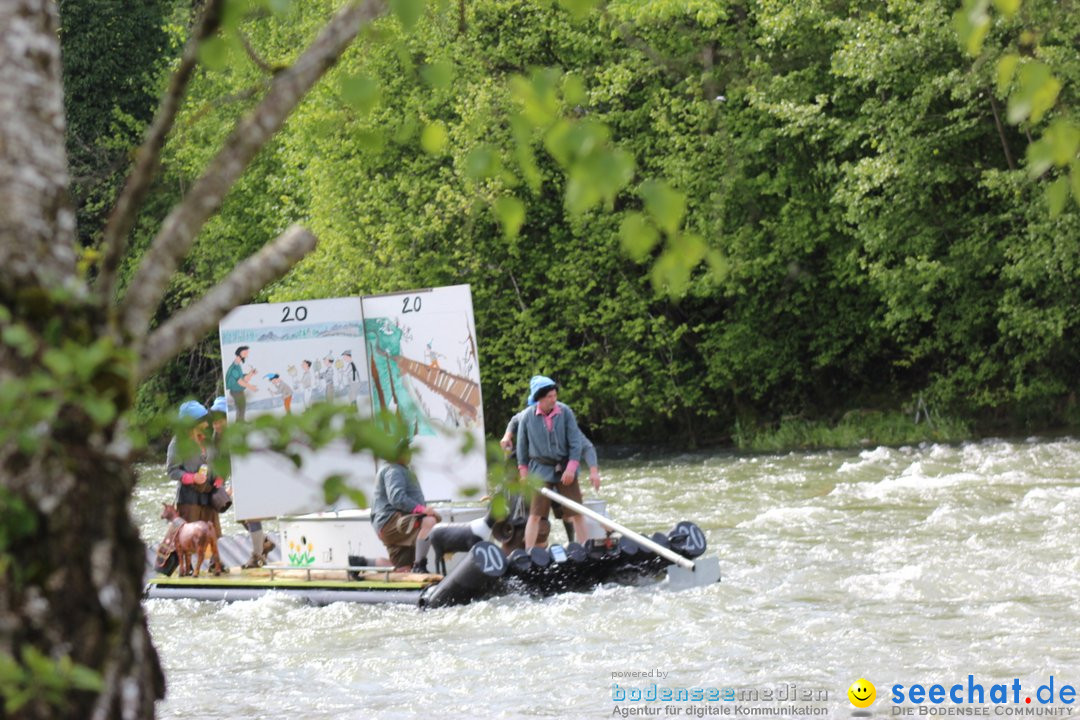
[361,285,485,505]
[218,286,485,519]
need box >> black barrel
[667,521,707,559]
[543,542,594,593]
[506,548,533,576]
[418,541,508,609]
[528,546,552,571]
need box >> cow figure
[160,504,222,577]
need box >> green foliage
[58,0,175,248]
[734,411,972,452]
[121,0,1079,447]
[0,647,103,715]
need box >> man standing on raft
[516,375,588,549]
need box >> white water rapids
[134,438,1080,718]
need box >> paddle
[537,487,721,588]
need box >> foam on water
[140,438,1080,718]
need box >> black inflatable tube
[418,541,507,609]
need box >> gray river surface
[133,438,1080,719]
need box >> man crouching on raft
[516,375,589,549]
[371,441,441,574]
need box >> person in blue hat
[165,400,227,571]
[515,375,589,549]
[499,405,601,546]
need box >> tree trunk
[2,0,380,715]
[1,1,163,718]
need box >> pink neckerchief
[535,402,562,432]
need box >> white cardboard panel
[219,297,376,520]
[361,284,487,502]
[218,287,487,520]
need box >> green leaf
[1026,137,1055,178]
[1071,162,1080,205]
[991,0,1020,16]
[640,180,687,236]
[41,349,74,378]
[389,0,425,31]
[420,121,448,155]
[83,396,117,426]
[1047,177,1069,217]
[490,493,508,520]
[323,474,347,505]
[952,0,990,56]
[465,145,500,179]
[1044,120,1080,167]
[420,60,454,90]
[342,487,368,509]
[66,663,103,693]
[2,325,36,357]
[339,74,381,114]
[650,248,691,298]
[511,70,561,128]
[619,212,659,262]
[1008,62,1061,125]
[705,249,729,281]
[672,232,707,267]
[996,54,1019,96]
[198,35,230,71]
[493,196,526,239]
[562,73,586,106]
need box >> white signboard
[219,297,375,519]
[218,286,486,519]
[361,285,486,504]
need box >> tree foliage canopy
[126,0,1079,442]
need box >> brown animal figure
[160,504,222,577]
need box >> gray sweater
[506,408,597,468]
[371,463,426,532]
[515,402,583,484]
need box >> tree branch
[239,30,277,75]
[95,0,226,306]
[137,224,317,380]
[121,0,386,345]
[989,94,1017,172]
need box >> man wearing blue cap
[166,401,227,570]
[500,408,601,545]
[516,375,588,549]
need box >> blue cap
[210,396,227,414]
[527,375,558,407]
[178,400,209,422]
[265,373,279,380]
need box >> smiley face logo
[848,678,876,708]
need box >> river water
[134,438,1080,719]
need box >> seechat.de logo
[848,678,876,708]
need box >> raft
[142,520,716,608]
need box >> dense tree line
[85,0,1077,444]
